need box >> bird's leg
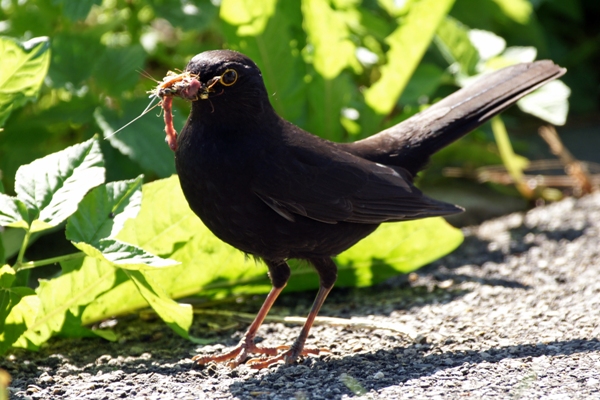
[247,258,337,369]
[192,260,290,368]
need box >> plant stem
[15,229,32,268]
[15,252,86,271]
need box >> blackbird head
[184,50,271,116]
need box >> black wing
[251,141,461,224]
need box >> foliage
[0,0,590,352]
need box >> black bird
[171,50,565,368]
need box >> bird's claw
[246,346,328,369]
[192,341,281,368]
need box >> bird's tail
[347,61,566,175]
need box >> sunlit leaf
[220,0,307,124]
[125,270,192,339]
[66,177,143,244]
[517,80,571,126]
[72,240,179,270]
[364,0,455,115]
[0,36,50,127]
[0,287,39,353]
[0,194,29,229]
[220,0,277,36]
[14,136,105,233]
[434,16,479,76]
[490,0,532,24]
[302,0,357,80]
[11,256,115,350]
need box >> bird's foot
[246,345,328,369]
[192,339,285,368]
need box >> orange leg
[192,286,286,368]
[246,282,333,369]
[192,259,291,368]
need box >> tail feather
[344,61,566,176]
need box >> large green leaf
[302,0,357,80]
[0,36,50,127]
[11,256,116,350]
[94,99,176,178]
[66,177,143,245]
[364,0,455,116]
[220,0,307,125]
[517,80,570,126]
[125,270,193,339]
[0,285,38,354]
[0,194,30,229]
[72,240,179,271]
[13,136,105,232]
[82,176,462,323]
[434,16,480,77]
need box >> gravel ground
[3,193,600,399]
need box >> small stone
[373,371,384,379]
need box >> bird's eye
[220,69,238,86]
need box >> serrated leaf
[66,177,143,245]
[364,0,455,115]
[14,137,105,233]
[73,240,179,270]
[125,270,192,338]
[11,256,115,350]
[517,80,570,126]
[0,36,51,127]
[94,100,176,178]
[302,0,356,80]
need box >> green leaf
[153,0,219,31]
[517,80,570,126]
[66,177,143,245]
[14,136,105,233]
[125,270,192,339]
[0,36,51,127]
[0,286,38,354]
[93,45,147,95]
[364,0,455,116]
[48,31,105,89]
[0,265,15,288]
[434,16,480,76]
[220,0,277,36]
[94,100,176,178]
[305,71,358,141]
[0,194,30,229]
[12,256,115,350]
[51,0,101,21]
[72,240,179,270]
[334,218,463,287]
[302,0,357,80]
[490,0,532,24]
[220,0,307,124]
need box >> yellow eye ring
[220,69,238,86]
